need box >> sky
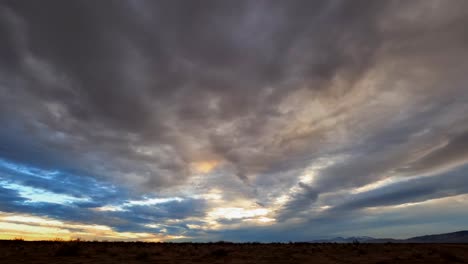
[0,0,468,242]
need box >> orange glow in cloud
[191,160,219,174]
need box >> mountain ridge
[310,230,468,243]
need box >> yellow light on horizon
[0,212,178,242]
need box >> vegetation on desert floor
[0,240,467,263]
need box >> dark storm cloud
[1,0,468,240]
[0,0,390,189]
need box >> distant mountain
[405,231,468,243]
[310,236,375,243]
[312,231,468,243]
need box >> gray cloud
[332,165,468,212]
[1,0,468,240]
[0,0,392,189]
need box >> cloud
[0,0,391,189]
[0,0,468,241]
[0,158,207,236]
[399,131,468,176]
[332,165,468,212]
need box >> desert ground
[0,240,467,263]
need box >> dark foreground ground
[1,241,467,264]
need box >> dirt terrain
[1,240,467,263]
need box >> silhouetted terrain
[1,239,468,264]
[311,236,376,243]
[406,231,468,243]
[311,230,468,244]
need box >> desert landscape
[1,240,467,264]
[2,1,468,264]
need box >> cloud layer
[1,0,468,241]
